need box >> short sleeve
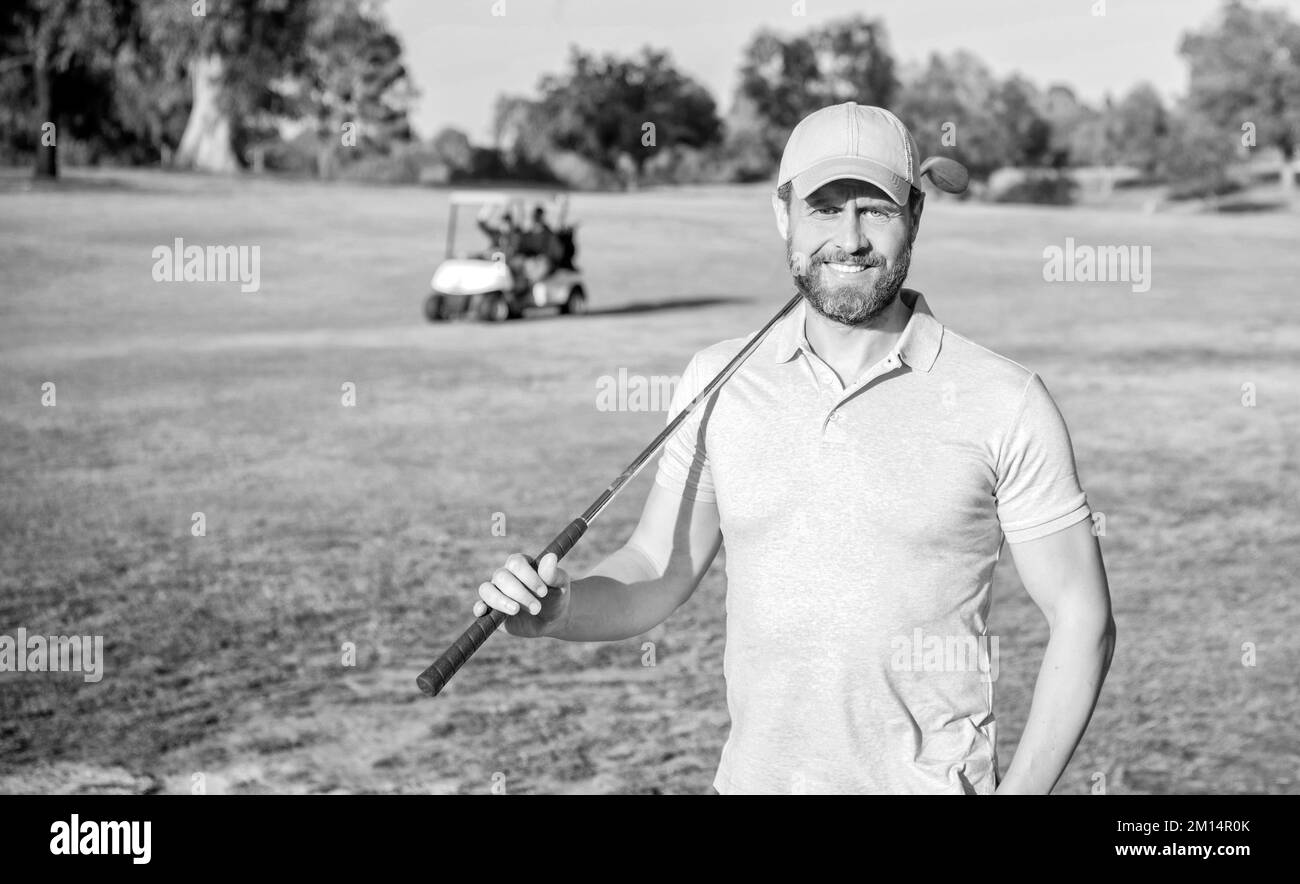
[994,373,1091,543]
[652,352,717,502]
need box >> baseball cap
[777,102,921,206]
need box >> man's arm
[996,518,1116,794]
[549,482,722,641]
[474,349,721,641]
[473,479,723,642]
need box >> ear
[771,191,790,241]
[909,191,925,245]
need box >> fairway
[1,170,1297,794]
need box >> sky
[384,0,1232,142]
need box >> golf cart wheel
[481,294,511,323]
[562,286,587,316]
[424,293,446,322]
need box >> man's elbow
[1051,593,1116,658]
[1100,611,1117,670]
[1074,604,1116,674]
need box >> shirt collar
[772,288,943,373]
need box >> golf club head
[920,156,970,195]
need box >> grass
[0,168,1297,794]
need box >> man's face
[775,179,921,326]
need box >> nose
[834,210,867,256]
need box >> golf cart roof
[448,190,569,207]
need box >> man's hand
[473,552,571,637]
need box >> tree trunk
[175,54,240,173]
[1282,147,1297,194]
[317,144,336,179]
[33,40,56,179]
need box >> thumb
[537,552,567,587]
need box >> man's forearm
[543,542,686,642]
[997,603,1116,794]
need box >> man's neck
[803,293,912,388]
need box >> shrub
[986,167,1077,205]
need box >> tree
[897,51,1028,178]
[297,0,413,178]
[1041,84,1101,167]
[721,93,781,182]
[992,75,1052,167]
[1158,107,1239,199]
[1065,99,1114,168]
[140,0,315,173]
[735,15,898,168]
[0,0,123,178]
[1180,0,1300,190]
[531,46,721,185]
[493,93,550,166]
[489,96,562,181]
[431,127,472,172]
[1109,83,1169,176]
[108,4,190,165]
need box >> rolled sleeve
[652,352,717,502]
[994,373,1091,544]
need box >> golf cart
[425,190,587,322]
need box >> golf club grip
[416,517,588,696]
[533,516,588,565]
[416,606,507,696]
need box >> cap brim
[789,157,911,205]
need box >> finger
[473,600,487,617]
[478,581,522,616]
[505,553,549,597]
[492,568,543,615]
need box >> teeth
[826,262,868,273]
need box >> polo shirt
[653,288,1091,794]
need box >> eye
[811,206,839,216]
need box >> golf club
[416,292,802,696]
[416,156,968,697]
[919,155,970,195]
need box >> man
[472,103,1116,795]
[520,204,556,288]
[522,204,554,250]
[476,204,519,254]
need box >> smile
[823,262,872,274]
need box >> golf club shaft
[416,293,803,696]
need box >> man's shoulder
[676,324,791,395]
[936,326,1037,396]
[690,334,753,371]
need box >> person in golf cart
[474,204,534,299]
[476,205,520,255]
[520,204,557,286]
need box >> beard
[788,240,912,326]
